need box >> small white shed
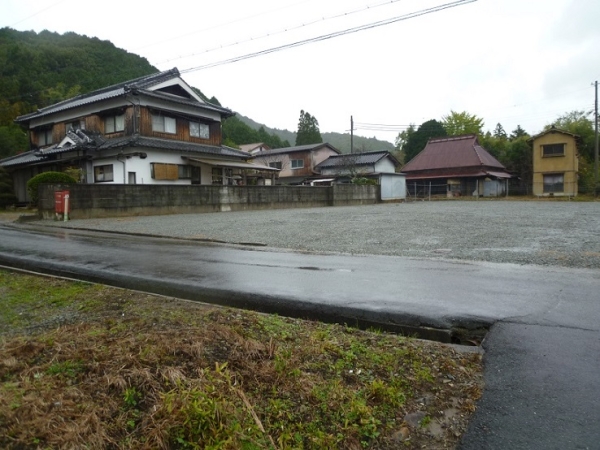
[380,173,406,200]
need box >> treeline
[222,116,290,149]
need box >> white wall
[91,149,218,185]
[374,158,396,174]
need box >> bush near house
[352,177,379,185]
[26,172,77,205]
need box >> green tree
[222,116,260,146]
[493,123,508,139]
[295,110,322,146]
[403,119,447,163]
[479,131,508,160]
[509,125,528,141]
[222,116,289,149]
[0,124,28,159]
[394,124,415,164]
[503,136,533,189]
[441,110,484,136]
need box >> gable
[149,78,206,104]
[533,132,577,148]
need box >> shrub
[351,177,378,185]
[26,172,77,205]
[0,166,17,208]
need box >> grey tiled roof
[107,136,250,158]
[0,151,45,167]
[15,68,233,123]
[316,151,398,169]
[252,143,341,157]
[0,134,249,168]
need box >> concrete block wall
[38,184,378,219]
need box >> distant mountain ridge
[236,114,394,154]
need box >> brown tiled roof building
[402,134,511,197]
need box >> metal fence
[406,180,592,199]
[406,180,509,200]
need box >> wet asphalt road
[1,208,600,448]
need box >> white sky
[3,0,600,144]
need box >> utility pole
[594,81,599,192]
[350,116,354,154]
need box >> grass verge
[0,269,483,449]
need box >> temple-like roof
[15,68,233,124]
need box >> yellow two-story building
[531,126,579,197]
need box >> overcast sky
[3,0,600,144]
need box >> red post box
[55,191,65,214]
[54,190,71,219]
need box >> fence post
[429,182,431,201]
[414,182,417,200]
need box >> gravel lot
[39,200,600,269]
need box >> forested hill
[0,28,157,117]
[0,28,394,158]
[0,28,158,158]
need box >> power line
[180,0,477,74]
[156,0,409,65]
[5,0,70,28]
[135,0,315,53]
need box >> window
[38,129,53,146]
[152,115,176,134]
[94,164,114,182]
[105,115,125,133]
[291,159,304,169]
[543,173,564,193]
[542,143,565,157]
[269,161,282,170]
[178,165,192,179]
[190,121,210,139]
[151,163,178,180]
[66,120,85,132]
[212,167,223,185]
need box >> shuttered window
[151,163,179,180]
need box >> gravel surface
[37,200,600,269]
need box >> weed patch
[0,270,483,449]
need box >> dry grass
[0,270,483,449]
